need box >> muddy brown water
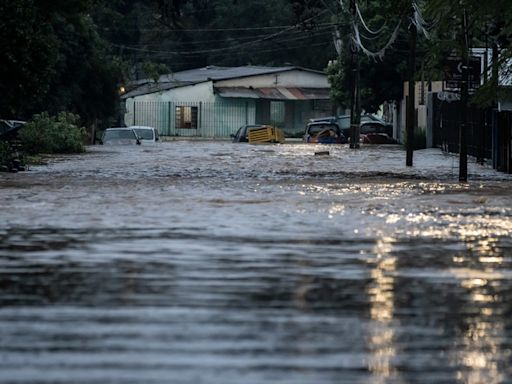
[1,142,511,383]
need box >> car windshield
[360,124,386,134]
[308,124,339,135]
[133,129,154,140]
[336,117,350,129]
[104,129,136,140]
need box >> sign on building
[444,56,482,92]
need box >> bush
[0,141,13,167]
[0,141,25,171]
[19,112,86,155]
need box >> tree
[0,0,123,127]
[0,0,59,119]
[425,0,512,107]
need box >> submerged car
[303,122,347,144]
[362,132,398,144]
[128,126,159,143]
[310,114,393,141]
[100,127,141,145]
[231,124,285,144]
[231,125,267,143]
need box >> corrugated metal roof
[160,65,299,83]
[122,66,327,99]
[121,81,192,99]
[214,87,330,100]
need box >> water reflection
[367,236,402,383]
[0,144,512,383]
[452,240,507,384]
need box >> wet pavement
[1,142,511,384]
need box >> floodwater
[1,142,511,384]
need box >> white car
[101,127,141,145]
[128,126,159,144]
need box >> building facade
[121,66,332,138]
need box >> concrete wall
[400,81,444,146]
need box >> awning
[214,87,330,100]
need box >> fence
[125,99,324,138]
[432,96,493,161]
[127,100,257,138]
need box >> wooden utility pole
[406,16,417,166]
[459,8,469,182]
[349,0,360,149]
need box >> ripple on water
[0,143,511,383]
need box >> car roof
[307,121,339,127]
[129,126,155,130]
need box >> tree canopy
[1,0,512,125]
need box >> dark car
[310,114,393,140]
[303,122,347,144]
[362,133,398,144]
[231,125,266,143]
[0,119,26,140]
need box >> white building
[121,66,331,138]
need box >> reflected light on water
[367,236,401,382]
[452,257,505,384]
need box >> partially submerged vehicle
[231,125,285,144]
[361,132,398,144]
[303,122,347,144]
[128,126,159,144]
[100,127,141,145]
[310,114,394,142]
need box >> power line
[113,25,335,48]
[127,40,333,61]
[100,21,336,33]
[111,11,333,56]
[114,31,334,57]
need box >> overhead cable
[411,2,430,39]
[111,9,331,56]
[352,20,402,60]
[112,29,333,56]
[355,2,387,35]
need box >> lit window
[175,106,198,129]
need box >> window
[175,106,198,129]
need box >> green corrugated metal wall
[132,100,256,138]
[131,99,326,138]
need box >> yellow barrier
[248,125,285,144]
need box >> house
[121,65,332,138]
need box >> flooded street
[1,142,512,384]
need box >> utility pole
[459,8,469,182]
[349,0,360,149]
[479,26,489,166]
[406,6,417,167]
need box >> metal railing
[128,100,256,138]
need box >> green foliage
[424,0,512,108]
[19,112,86,155]
[326,59,350,109]
[0,140,26,171]
[141,62,171,82]
[0,0,123,126]
[0,0,59,118]
[0,141,15,168]
[322,0,409,112]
